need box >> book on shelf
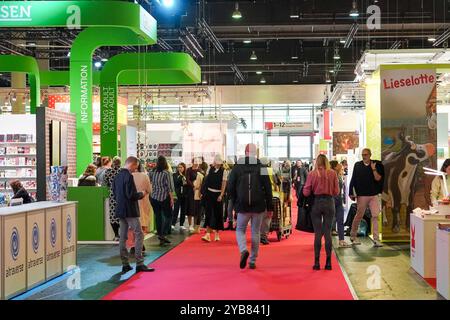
[438,223,450,231]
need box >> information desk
[0,201,77,299]
[436,228,450,300]
[68,187,108,241]
[410,213,450,279]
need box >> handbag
[296,191,315,233]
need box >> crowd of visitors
[77,144,391,273]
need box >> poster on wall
[380,69,437,241]
[333,131,359,155]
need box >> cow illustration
[381,129,435,233]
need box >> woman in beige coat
[132,162,153,234]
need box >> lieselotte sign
[383,73,435,90]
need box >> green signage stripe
[41,70,100,86]
[0,1,157,41]
[100,52,201,157]
[0,55,40,114]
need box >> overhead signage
[264,122,312,131]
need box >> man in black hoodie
[227,144,273,269]
[113,156,154,274]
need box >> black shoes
[260,238,270,245]
[129,247,135,255]
[136,265,155,273]
[313,258,320,270]
[240,250,249,269]
[142,245,146,252]
[163,237,171,244]
[122,264,133,274]
[249,262,256,269]
[325,257,332,270]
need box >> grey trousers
[119,217,144,266]
[236,212,264,264]
[310,197,335,260]
[260,211,271,240]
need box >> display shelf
[1,154,36,157]
[0,143,36,146]
[0,177,36,180]
[0,165,35,168]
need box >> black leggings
[172,196,186,226]
[111,222,120,238]
[310,197,335,260]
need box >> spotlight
[162,0,174,8]
[256,71,262,75]
[260,77,266,84]
[94,61,102,68]
[428,37,436,42]
[333,48,340,60]
[101,58,108,62]
[349,1,359,17]
[243,40,252,44]
[250,51,257,60]
[232,2,242,19]
[67,51,71,57]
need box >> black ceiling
[0,0,450,86]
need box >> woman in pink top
[303,154,339,271]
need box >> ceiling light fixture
[94,61,102,68]
[428,37,437,42]
[250,50,257,60]
[325,73,331,83]
[260,77,266,84]
[256,71,262,75]
[291,55,299,60]
[232,2,242,19]
[333,48,341,60]
[243,40,251,44]
[349,0,359,17]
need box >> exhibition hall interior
[1,0,450,302]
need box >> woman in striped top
[149,156,175,246]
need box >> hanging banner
[380,68,437,241]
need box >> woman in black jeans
[303,154,339,270]
[172,163,188,231]
[149,156,175,246]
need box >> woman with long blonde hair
[303,154,339,271]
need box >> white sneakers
[202,233,211,242]
[201,232,220,242]
[189,226,194,233]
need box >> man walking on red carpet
[113,156,155,274]
[227,144,273,269]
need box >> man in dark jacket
[348,148,384,248]
[113,156,154,273]
[292,160,308,199]
[227,144,273,269]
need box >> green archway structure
[0,55,40,113]
[100,52,201,157]
[0,1,157,174]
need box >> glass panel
[267,136,288,158]
[288,108,312,123]
[264,108,287,123]
[290,136,311,160]
[253,107,264,131]
[232,109,252,132]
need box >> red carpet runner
[103,208,354,300]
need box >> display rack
[0,135,37,206]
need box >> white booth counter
[0,201,77,299]
[436,227,450,300]
[410,213,450,279]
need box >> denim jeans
[236,212,264,264]
[151,197,172,238]
[171,196,186,227]
[227,198,234,222]
[260,211,271,240]
[119,217,144,266]
[311,197,335,260]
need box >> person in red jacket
[303,154,339,271]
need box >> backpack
[237,165,265,212]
